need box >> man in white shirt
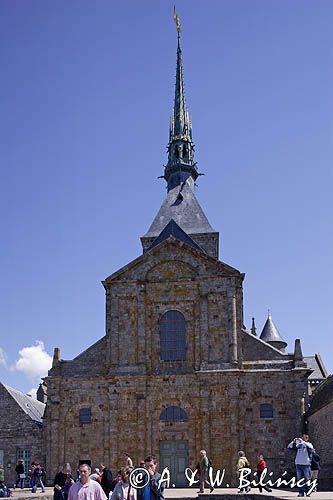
[288,434,314,497]
[68,464,107,500]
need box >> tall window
[17,449,30,475]
[260,403,273,418]
[79,408,92,424]
[160,406,188,422]
[160,310,186,361]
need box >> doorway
[78,460,91,467]
[159,440,189,487]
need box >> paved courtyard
[9,487,333,500]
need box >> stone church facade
[44,27,312,486]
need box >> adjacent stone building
[306,376,333,489]
[304,354,328,395]
[44,27,322,486]
[0,383,45,485]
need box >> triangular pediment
[103,236,242,286]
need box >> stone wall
[44,368,307,486]
[45,238,309,486]
[308,401,333,489]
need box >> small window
[260,403,273,418]
[79,408,92,424]
[160,406,188,422]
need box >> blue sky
[1,0,332,395]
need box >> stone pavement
[8,487,333,500]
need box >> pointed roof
[142,177,216,238]
[304,354,328,381]
[147,219,205,253]
[259,311,287,348]
[172,32,190,138]
[163,12,199,191]
[3,383,45,423]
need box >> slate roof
[142,177,216,238]
[147,219,205,253]
[307,375,333,416]
[4,384,45,423]
[259,312,287,347]
[304,354,328,380]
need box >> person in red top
[256,454,272,493]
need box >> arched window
[260,403,273,418]
[160,310,186,361]
[160,406,188,422]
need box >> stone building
[0,383,45,485]
[44,27,318,486]
[306,376,333,489]
[304,354,328,395]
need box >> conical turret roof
[260,311,287,350]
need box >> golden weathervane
[173,6,181,33]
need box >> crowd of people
[0,436,321,499]
[0,461,46,497]
[54,455,162,500]
[234,434,320,497]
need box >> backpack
[207,458,213,468]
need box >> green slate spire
[164,11,199,191]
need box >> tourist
[68,464,107,500]
[256,454,272,493]
[0,466,10,499]
[32,463,46,493]
[90,469,101,483]
[111,468,136,500]
[110,470,122,492]
[287,433,314,497]
[310,449,320,493]
[124,454,133,469]
[15,459,25,489]
[237,451,250,493]
[100,464,113,498]
[54,463,73,500]
[137,456,165,500]
[29,463,36,490]
[197,450,214,494]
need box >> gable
[103,237,242,286]
[147,219,205,254]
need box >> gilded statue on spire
[173,6,181,33]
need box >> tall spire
[163,9,199,191]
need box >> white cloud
[0,347,7,368]
[27,387,38,399]
[14,341,52,381]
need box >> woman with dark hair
[15,460,25,489]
